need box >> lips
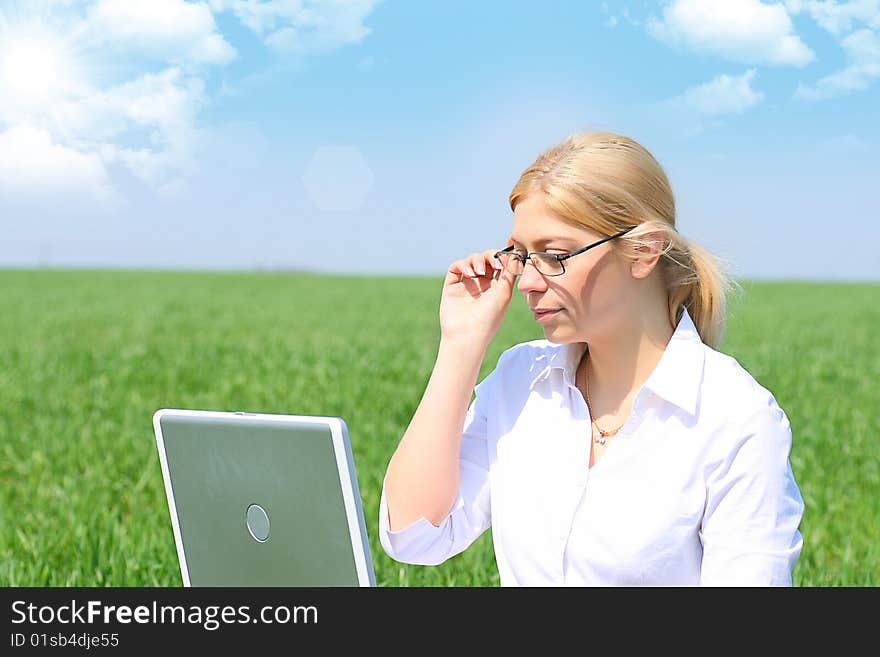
[533,309,561,318]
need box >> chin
[544,327,569,342]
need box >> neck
[581,302,675,412]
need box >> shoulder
[493,338,560,373]
[497,337,558,359]
[471,340,561,420]
[475,339,559,394]
[699,346,792,449]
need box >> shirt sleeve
[377,355,500,567]
[699,395,805,586]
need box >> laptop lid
[152,409,376,587]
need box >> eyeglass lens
[497,252,563,276]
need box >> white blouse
[378,307,805,586]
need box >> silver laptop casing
[153,409,375,586]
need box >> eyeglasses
[494,226,637,277]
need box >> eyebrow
[510,236,579,247]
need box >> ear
[630,230,665,279]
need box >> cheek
[572,266,620,310]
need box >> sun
[3,39,61,98]
[0,12,86,109]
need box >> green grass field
[0,270,877,586]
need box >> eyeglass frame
[493,225,638,277]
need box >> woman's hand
[439,247,518,348]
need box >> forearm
[383,338,488,531]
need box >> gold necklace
[580,350,624,445]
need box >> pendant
[596,436,606,445]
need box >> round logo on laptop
[246,503,271,542]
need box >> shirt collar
[527,306,706,417]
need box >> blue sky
[0,0,878,280]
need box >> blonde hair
[508,130,741,350]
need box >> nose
[516,259,548,295]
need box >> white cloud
[0,124,117,204]
[0,0,222,203]
[88,0,236,65]
[600,3,641,28]
[644,69,762,139]
[48,68,203,138]
[795,27,880,98]
[647,0,815,66]
[210,0,380,55]
[84,69,207,186]
[2,65,207,194]
[785,0,880,37]
[665,69,765,115]
[0,0,383,209]
[817,133,870,153]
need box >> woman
[378,131,805,586]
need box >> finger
[445,260,476,287]
[481,249,504,279]
[444,262,466,286]
[490,246,510,272]
[497,257,516,286]
[487,251,502,273]
[484,248,503,263]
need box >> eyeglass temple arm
[556,226,637,261]
[496,225,635,259]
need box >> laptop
[152,408,376,586]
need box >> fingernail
[477,265,485,275]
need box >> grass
[0,270,876,586]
